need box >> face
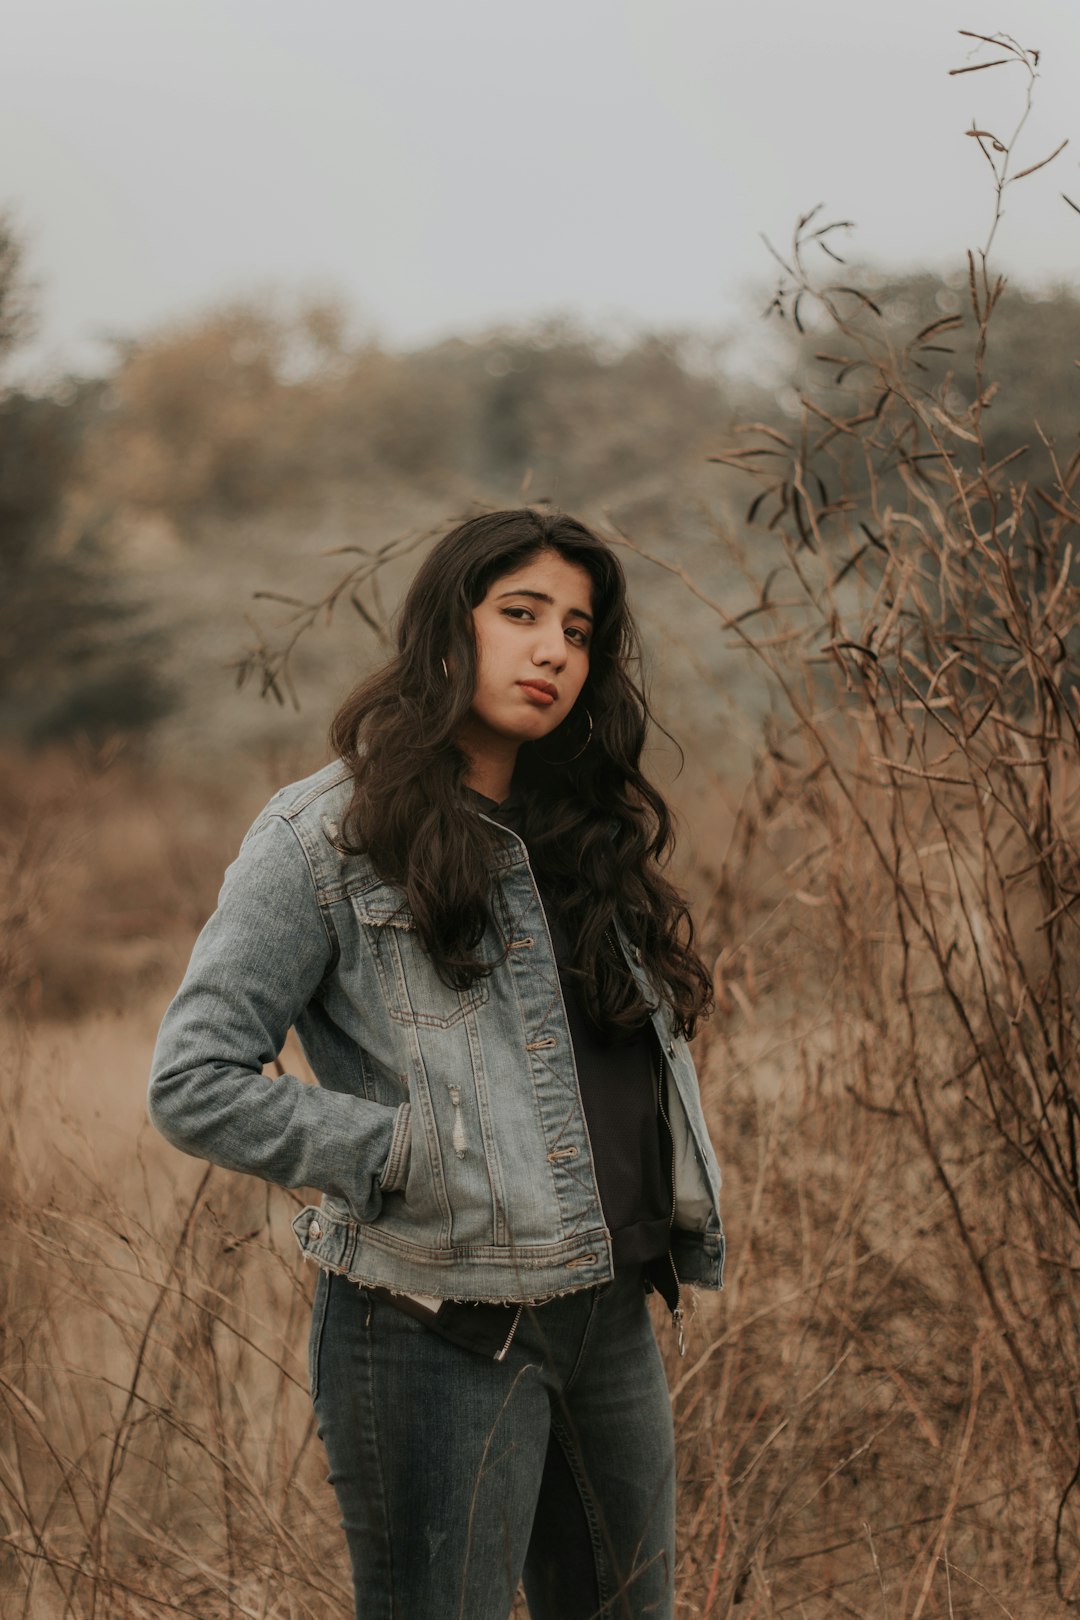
[462,550,594,754]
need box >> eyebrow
[495,589,594,626]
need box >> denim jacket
[148,762,725,1303]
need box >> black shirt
[480,789,674,1270]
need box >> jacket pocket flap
[350,892,416,930]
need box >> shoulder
[254,759,355,835]
[241,760,358,884]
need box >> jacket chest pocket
[351,892,490,1030]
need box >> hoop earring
[538,707,592,766]
[441,658,449,680]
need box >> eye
[501,605,535,623]
[565,626,590,649]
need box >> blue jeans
[309,1267,677,1620]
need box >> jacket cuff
[379,1101,412,1193]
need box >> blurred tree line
[2,201,1078,748]
[83,303,733,516]
[0,214,173,745]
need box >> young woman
[148,507,725,1620]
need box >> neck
[457,727,518,803]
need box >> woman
[148,507,725,1620]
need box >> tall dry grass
[0,749,344,1617]
[616,33,1080,1613]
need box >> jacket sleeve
[147,809,409,1222]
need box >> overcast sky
[4,0,1080,382]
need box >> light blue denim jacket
[148,762,725,1303]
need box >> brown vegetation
[634,41,1080,1607]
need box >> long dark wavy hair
[328,508,712,1038]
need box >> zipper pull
[494,1303,524,1362]
[671,1304,686,1358]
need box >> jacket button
[308,1219,322,1240]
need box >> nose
[531,617,566,672]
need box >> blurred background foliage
[1,202,1078,759]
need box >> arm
[147,809,409,1221]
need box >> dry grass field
[1,705,1078,1617]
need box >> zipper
[656,1053,686,1357]
[494,1303,524,1361]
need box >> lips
[518,679,557,705]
